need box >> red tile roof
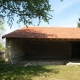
[2,27,80,40]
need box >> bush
[0,59,5,63]
[0,43,5,51]
[78,22,80,28]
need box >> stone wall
[5,39,26,63]
[5,39,12,63]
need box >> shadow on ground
[0,62,59,80]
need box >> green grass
[0,61,80,80]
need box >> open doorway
[72,42,80,59]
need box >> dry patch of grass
[0,61,80,80]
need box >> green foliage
[78,22,80,28]
[0,43,5,50]
[0,17,5,49]
[0,17,4,30]
[0,0,53,27]
[0,26,4,30]
[0,59,5,63]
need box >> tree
[0,16,4,30]
[0,28,5,51]
[77,22,80,28]
[0,43,5,50]
[0,16,4,35]
[0,0,53,27]
[77,18,80,28]
[0,17,5,50]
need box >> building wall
[5,39,26,63]
[5,39,72,63]
[4,39,12,63]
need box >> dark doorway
[72,42,80,59]
[24,40,71,60]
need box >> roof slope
[2,27,80,39]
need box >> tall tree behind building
[77,18,80,28]
[0,18,5,50]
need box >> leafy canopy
[0,0,53,27]
[0,17,4,30]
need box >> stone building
[2,27,80,63]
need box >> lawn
[0,60,80,80]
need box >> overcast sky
[4,0,80,34]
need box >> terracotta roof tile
[2,27,80,40]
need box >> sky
[4,0,80,34]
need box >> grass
[0,60,80,80]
